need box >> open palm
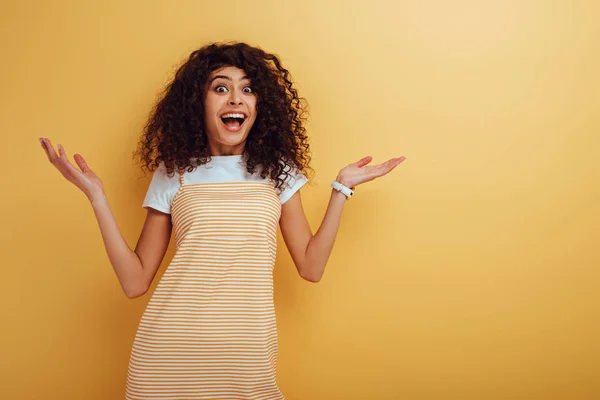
[39,137,105,201]
[337,156,406,188]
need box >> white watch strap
[331,180,354,198]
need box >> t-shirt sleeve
[279,165,308,204]
[142,162,176,214]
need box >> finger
[57,143,74,168]
[58,145,85,176]
[41,138,60,163]
[384,157,406,167]
[73,153,90,173]
[52,142,84,178]
[40,137,52,160]
[373,158,397,171]
[371,157,405,177]
[58,143,67,160]
[382,157,406,173]
[352,156,373,168]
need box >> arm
[92,196,172,298]
[280,189,346,283]
[280,155,406,283]
[40,137,171,298]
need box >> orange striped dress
[126,157,304,399]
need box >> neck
[208,142,245,156]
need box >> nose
[228,90,243,106]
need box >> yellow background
[2,0,599,399]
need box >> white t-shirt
[142,155,308,214]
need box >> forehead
[209,66,249,81]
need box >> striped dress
[126,163,292,399]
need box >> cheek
[204,94,224,114]
[203,100,219,131]
[248,99,258,119]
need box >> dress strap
[178,168,185,186]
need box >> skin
[203,67,257,156]
[39,66,406,298]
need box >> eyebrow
[209,75,251,83]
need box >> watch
[331,180,354,199]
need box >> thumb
[73,154,91,173]
[352,156,373,168]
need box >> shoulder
[277,159,309,204]
[152,161,182,185]
[141,161,181,214]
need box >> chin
[217,134,248,147]
[218,124,251,139]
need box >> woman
[40,42,405,399]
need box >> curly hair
[134,42,313,192]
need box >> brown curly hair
[134,42,313,192]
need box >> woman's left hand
[336,156,406,188]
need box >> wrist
[331,179,354,199]
[335,175,353,189]
[89,191,108,208]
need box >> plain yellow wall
[1,0,599,399]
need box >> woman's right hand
[39,137,106,203]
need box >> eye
[215,85,228,93]
[243,86,253,93]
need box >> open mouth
[220,113,247,132]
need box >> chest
[171,182,282,241]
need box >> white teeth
[221,113,246,119]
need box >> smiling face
[203,66,257,156]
